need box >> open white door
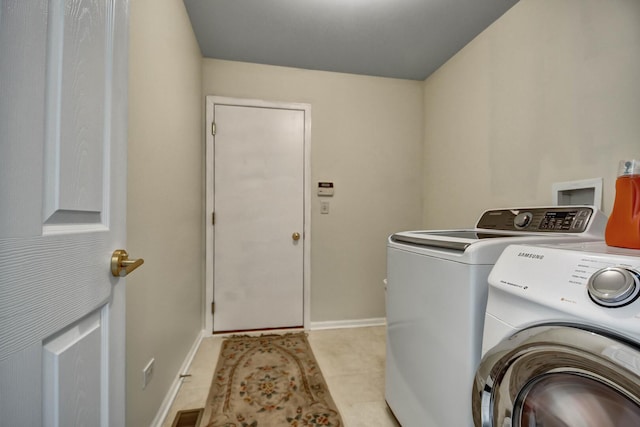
[0,0,130,425]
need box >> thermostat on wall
[318,182,334,197]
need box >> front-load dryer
[473,241,640,426]
[385,206,607,427]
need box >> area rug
[202,333,343,427]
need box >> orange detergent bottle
[605,159,640,249]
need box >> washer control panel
[488,242,640,339]
[477,207,594,233]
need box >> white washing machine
[473,241,640,426]
[385,206,607,427]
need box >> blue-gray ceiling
[183,0,519,81]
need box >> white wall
[203,60,424,322]
[422,0,640,228]
[127,0,203,425]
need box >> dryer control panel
[476,206,596,233]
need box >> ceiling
[183,0,520,81]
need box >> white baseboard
[151,329,208,427]
[310,317,386,330]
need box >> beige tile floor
[161,326,400,427]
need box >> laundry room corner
[202,59,425,324]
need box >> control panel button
[587,267,640,307]
[514,212,533,229]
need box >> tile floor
[161,326,400,427]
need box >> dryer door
[472,325,640,427]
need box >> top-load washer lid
[390,206,608,252]
[390,230,518,251]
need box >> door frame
[204,96,311,333]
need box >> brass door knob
[111,249,144,277]
[292,232,301,241]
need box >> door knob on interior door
[292,232,301,241]
[111,249,145,277]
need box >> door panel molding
[43,309,104,427]
[205,96,311,333]
[43,0,108,222]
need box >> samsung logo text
[517,252,544,260]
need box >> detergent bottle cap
[618,159,640,177]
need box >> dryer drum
[472,324,640,427]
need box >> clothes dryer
[473,241,640,426]
[386,206,607,427]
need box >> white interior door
[206,98,310,333]
[0,0,129,425]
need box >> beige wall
[422,0,640,228]
[203,60,424,322]
[127,0,203,425]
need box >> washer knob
[514,212,533,229]
[587,267,640,307]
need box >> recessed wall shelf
[552,178,603,209]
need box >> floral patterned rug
[202,333,343,427]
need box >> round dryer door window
[516,373,640,426]
[472,325,640,427]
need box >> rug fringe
[225,331,308,339]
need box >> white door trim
[204,96,311,333]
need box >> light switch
[320,201,330,214]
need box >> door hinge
[211,122,216,136]
[212,212,215,225]
[211,302,215,314]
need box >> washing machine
[385,206,607,427]
[473,241,640,426]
